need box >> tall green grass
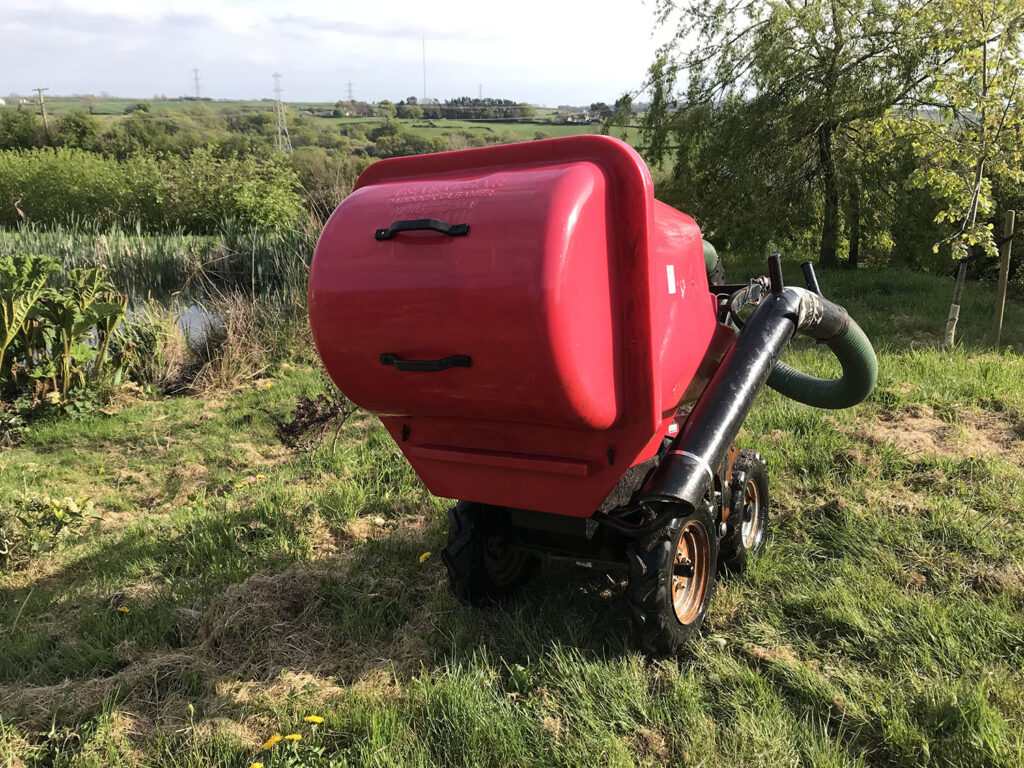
[0,220,315,302]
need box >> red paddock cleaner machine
[309,136,878,654]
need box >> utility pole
[272,72,293,154]
[192,67,202,99]
[34,87,50,140]
[346,80,354,101]
[478,84,482,99]
[422,35,427,102]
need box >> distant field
[30,97,639,145]
[39,97,285,115]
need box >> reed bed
[0,219,316,303]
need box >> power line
[192,68,201,99]
[272,72,293,154]
[346,80,354,101]
[422,35,427,102]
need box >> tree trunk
[943,258,968,349]
[818,124,839,267]
[846,181,861,269]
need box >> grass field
[27,96,635,147]
[1,256,1023,766]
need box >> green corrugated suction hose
[767,316,878,409]
[702,239,719,274]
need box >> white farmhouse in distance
[0,98,6,106]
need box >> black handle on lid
[380,353,472,372]
[375,219,470,241]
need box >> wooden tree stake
[988,210,1015,348]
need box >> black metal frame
[491,257,847,569]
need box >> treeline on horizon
[0,96,568,233]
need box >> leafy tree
[56,110,100,150]
[290,146,361,221]
[903,0,1024,261]
[644,0,948,266]
[896,0,1024,344]
[377,100,397,120]
[226,111,275,136]
[0,109,45,150]
[334,100,374,117]
[397,104,425,120]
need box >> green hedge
[0,147,304,233]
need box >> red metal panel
[309,135,719,517]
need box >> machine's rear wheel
[441,501,538,606]
[626,505,718,656]
[719,451,769,575]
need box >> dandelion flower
[98,467,104,474]
[250,763,264,768]
[419,551,431,563]
[304,715,324,724]
[257,473,265,479]
[261,733,283,749]
[226,518,232,525]
[284,733,302,742]
[117,606,130,613]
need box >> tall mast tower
[272,72,293,154]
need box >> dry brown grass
[0,516,439,732]
[858,405,1023,461]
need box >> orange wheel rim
[741,479,760,550]
[671,519,710,624]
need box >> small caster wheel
[719,451,769,575]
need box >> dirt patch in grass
[541,715,564,740]
[967,562,1024,604]
[858,405,1022,461]
[232,441,291,470]
[750,644,801,665]
[905,571,928,591]
[339,515,389,542]
[632,725,670,764]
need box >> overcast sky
[2,0,672,106]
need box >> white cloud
[0,0,669,105]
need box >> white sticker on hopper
[666,264,676,294]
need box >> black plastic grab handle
[375,218,470,241]
[380,353,472,372]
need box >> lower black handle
[380,353,472,372]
